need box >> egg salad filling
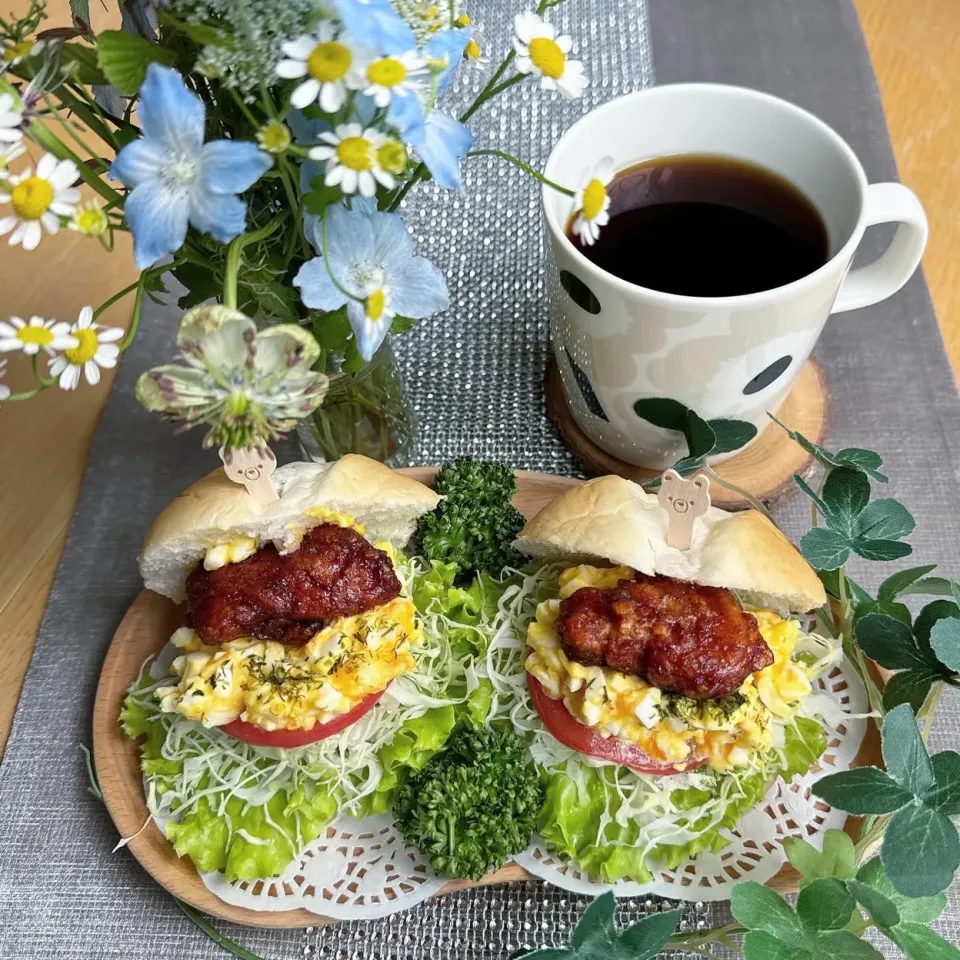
[525,564,818,772]
[160,515,418,732]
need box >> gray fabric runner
[1,0,958,956]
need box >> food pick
[657,469,711,550]
[219,445,279,505]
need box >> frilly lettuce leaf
[781,716,829,780]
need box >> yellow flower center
[376,140,408,175]
[3,40,33,62]
[465,38,481,60]
[11,176,53,220]
[528,36,565,78]
[16,325,53,347]
[336,136,373,171]
[365,289,386,322]
[307,42,352,82]
[367,57,407,88]
[74,206,108,237]
[259,122,291,154]
[64,328,98,365]
[456,13,471,26]
[581,179,608,221]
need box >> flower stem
[118,271,148,352]
[702,465,775,521]
[94,277,141,322]
[222,220,283,309]
[468,148,574,196]
[321,214,362,303]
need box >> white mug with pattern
[541,83,928,468]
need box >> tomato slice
[219,688,387,748]
[527,674,703,775]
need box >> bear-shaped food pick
[657,469,711,550]
[219,445,279,505]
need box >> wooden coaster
[545,357,829,510]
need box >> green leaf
[812,767,913,814]
[794,474,829,515]
[930,617,960,670]
[571,892,615,950]
[834,447,888,483]
[171,262,221,310]
[781,717,828,780]
[784,830,856,882]
[889,922,960,960]
[311,306,351,352]
[853,539,913,562]
[632,397,690,432]
[158,9,231,45]
[671,454,707,477]
[846,879,900,929]
[882,669,938,713]
[915,600,960,657]
[854,614,927,670]
[821,468,870,536]
[852,598,912,629]
[855,498,916,541]
[800,528,851,570]
[881,703,935,794]
[731,882,809,948]
[684,409,716,458]
[390,315,416,334]
[924,751,960,815]
[742,931,812,960]
[60,42,107,83]
[70,0,91,24]
[707,417,757,454]
[96,30,177,96]
[899,576,960,600]
[795,878,855,931]
[305,179,343,217]
[617,908,682,960]
[341,339,365,373]
[882,804,960,897]
[878,565,938,601]
[856,856,946,924]
[819,570,872,604]
[815,931,885,960]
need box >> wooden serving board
[93,467,880,928]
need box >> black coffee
[568,154,829,297]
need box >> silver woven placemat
[1,0,959,957]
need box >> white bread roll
[140,455,440,602]
[514,475,824,613]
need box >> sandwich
[508,475,838,882]
[121,455,483,882]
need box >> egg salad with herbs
[159,511,418,732]
[525,564,818,772]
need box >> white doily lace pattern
[189,660,867,915]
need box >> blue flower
[111,64,273,269]
[334,0,416,54]
[294,203,448,361]
[425,28,471,95]
[389,97,474,189]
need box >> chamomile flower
[0,141,25,178]
[1,38,42,68]
[48,306,123,390]
[276,23,359,112]
[513,11,588,99]
[0,153,80,250]
[0,358,9,406]
[371,132,409,188]
[256,121,292,154]
[571,157,614,245]
[69,201,109,237]
[0,315,76,357]
[0,92,24,143]
[309,123,382,197]
[352,49,428,108]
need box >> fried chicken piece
[186,522,401,645]
[556,573,773,700]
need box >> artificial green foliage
[813,704,960,897]
[784,830,856,887]
[514,892,681,960]
[769,414,888,482]
[417,459,526,579]
[96,30,177,94]
[392,725,543,880]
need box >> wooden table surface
[1,0,959,754]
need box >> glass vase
[296,338,416,466]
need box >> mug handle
[832,182,928,313]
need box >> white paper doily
[153,659,867,917]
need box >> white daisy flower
[256,121,292,155]
[68,201,109,237]
[276,23,359,112]
[0,153,80,251]
[48,306,123,390]
[0,141,25,178]
[370,132,409,190]
[0,315,76,356]
[0,358,9,406]
[456,14,489,71]
[358,279,396,352]
[308,123,383,198]
[571,156,615,246]
[350,49,428,108]
[513,11,588,99]
[0,92,23,143]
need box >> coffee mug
[541,83,928,468]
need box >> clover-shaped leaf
[930,618,960,671]
[784,830,856,886]
[769,416,888,482]
[812,705,960,897]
